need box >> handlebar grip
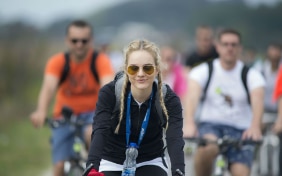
[184,137,208,146]
[45,118,60,128]
[82,163,94,176]
[45,118,53,127]
[183,137,198,141]
[241,139,263,145]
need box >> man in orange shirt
[30,20,114,176]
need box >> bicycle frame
[214,154,227,176]
[258,122,280,176]
[46,107,88,176]
[65,117,87,175]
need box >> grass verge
[0,117,51,176]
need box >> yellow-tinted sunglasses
[127,65,155,75]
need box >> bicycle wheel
[67,165,84,176]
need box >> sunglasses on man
[220,42,240,48]
[127,65,155,75]
[70,38,89,45]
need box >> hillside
[39,0,282,49]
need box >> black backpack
[113,71,168,127]
[59,51,100,85]
[201,59,251,104]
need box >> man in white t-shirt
[183,29,265,176]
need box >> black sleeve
[210,46,219,59]
[185,52,197,67]
[86,82,116,170]
[164,86,185,175]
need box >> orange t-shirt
[45,49,114,118]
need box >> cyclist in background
[86,39,185,176]
[253,43,282,175]
[184,25,219,72]
[253,43,282,124]
[30,20,114,176]
[272,44,282,176]
[253,43,282,123]
[160,46,188,103]
[184,28,265,176]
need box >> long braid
[114,71,129,134]
[154,44,169,129]
[157,69,169,129]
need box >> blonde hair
[114,39,169,134]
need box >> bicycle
[257,121,280,176]
[82,163,185,176]
[184,136,262,176]
[46,106,88,176]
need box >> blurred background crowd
[0,0,282,175]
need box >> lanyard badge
[125,90,154,148]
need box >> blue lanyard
[126,90,153,148]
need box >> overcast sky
[0,0,129,28]
[0,0,280,28]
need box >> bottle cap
[129,142,138,148]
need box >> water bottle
[121,142,138,176]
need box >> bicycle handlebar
[81,163,184,176]
[184,137,262,147]
[82,163,94,176]
[44,106,85,128]
[45,118,62,128]
[45,117,85,128]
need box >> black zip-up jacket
[87,81,185,175]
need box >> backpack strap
[200,60,250,105]
[261,60,266,78]
[201,60,214,102]
[113,72,167,127]
[114,71,125,113]
[241,65,251,104]
[59,51,99,86]
[59,53,71,85]
[90,51,100,84]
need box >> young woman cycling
[86,39,185,176]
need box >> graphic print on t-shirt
[215,87,233,107]
[63,72,97,97]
